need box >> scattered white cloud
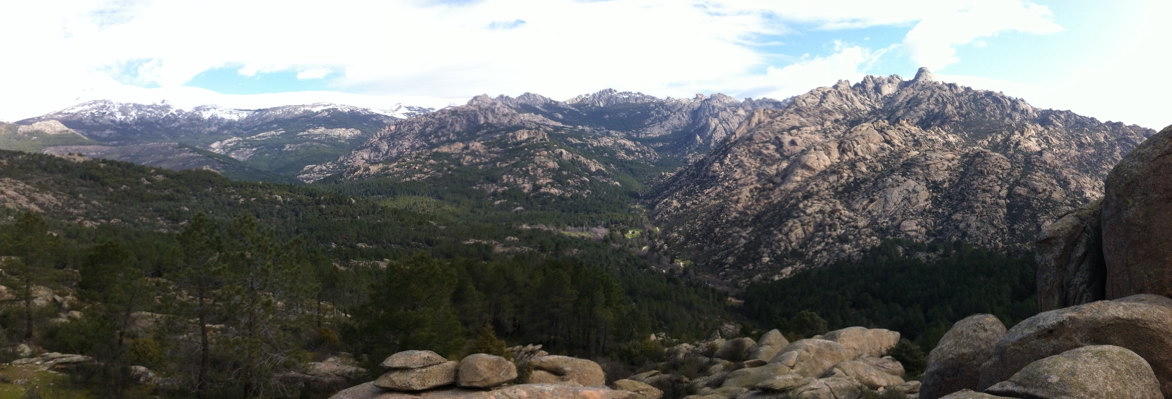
[902,0,1061,69]
[2,0,1164,129]
[296,68,333,80]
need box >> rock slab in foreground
[920,314,1006,399]
[984,345,1160,399]
[977,295,1172,397]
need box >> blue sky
[1,0,1168,129]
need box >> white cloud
[296,68,333,80]
[902,0,1061,69]
[5,0,1153,130]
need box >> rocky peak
[467,94,497,107]
[650,70,1152,284]
[912,67,936,83]
[513,92,555,106]
[566,89,659,107]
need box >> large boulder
[329,382,382,399]
[381,350,448,369]
[721,363,789,389]
[985,345,1161,399]
[714,337,756,361]
[823,359,904,389]
[786,377,862,399]
[769,339,853,378]
[748,329,789,361]
[457,354,517,388]
[1036,202,1105,311]
[374,360,459,391]
[920,314,1007,399]
[612,379,663,399]
[822,327,899,358]
[1102,125,1172,299]
[977,295,1172,397]
[527,355,606,387]
[755,374,814,392]
[938,390,1013,399]
[331,382,637,399]
[487,384,637,399]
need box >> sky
[1,0,1168,129]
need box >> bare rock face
[748,329,789,362]
[920,314,1007,399]
[823,359,904,389]
[768,339,854,378]
[785,376,863,399]
[307,90,785,198]
[714,337,756,361]
[822,327,899,358]
[1102,125,1172,299]
[721,363,790,389]
[457,354,517,388]
[938,390,1014,399]
[612,379,663,399]
[985,345,1161,399]
[1036,202,1105,311]
[526,355,606,387]
[374,361,459,392]
[330,382,637,399]
[380,350,447,369]
[650,72,1150,283]
[977,295,1172,397]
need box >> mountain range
[1,68,1154,285]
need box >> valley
[0,70,1160,398]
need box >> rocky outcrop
[332,351,632,399]
[457,354,517,388]
[374,361,458,391]
[748,329,788,362]
[920,314,1006,399]
[821,327,899,359]
[938,390,1012,399]
[976,294,1172,397]
[768,339,854,378]
[713,337,755,362]
[332,382,637,399]
[305,90,784,201]
[1035,203,1105,311]
[650,70,1151,283]
[824,358,904,389]
[633,326,912,399]
[1101,125,1172,299]
[612,379,664,399]
[1037,125,1172,310]
[984,345,1161,399]
[277,355,368,394]
[382,350,448,369]
[527,355,606,387]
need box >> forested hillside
[0,150,729,398]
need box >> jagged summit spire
[913,67,936,83]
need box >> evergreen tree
[78,240,148,398]
[171,213,225,399]
[1,212,60,341]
